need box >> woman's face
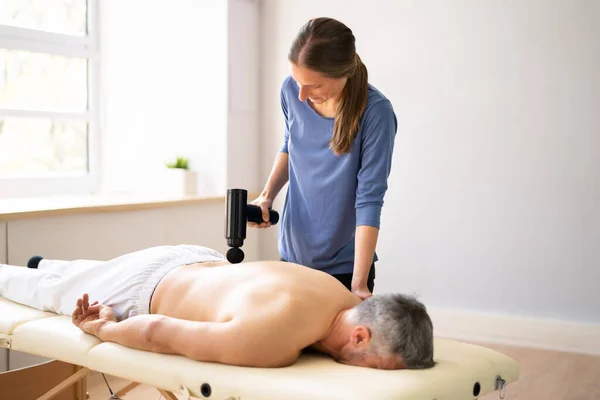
[290,62,347,105]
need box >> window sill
[0,192,234,221]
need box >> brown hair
[288,17,368,155]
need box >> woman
[250,17,397,300]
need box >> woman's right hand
[248,195,274,229]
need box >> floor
[86,342,600,400]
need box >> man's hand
[71,293,117,337]
[352,284,373,301]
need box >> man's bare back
[70,250,433,371]
[1,244,432,370]
[71,259,366,368]
[150,260,361,366]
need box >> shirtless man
[0,244,434,370]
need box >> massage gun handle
[247,204,279,225]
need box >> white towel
[0,244,225,321]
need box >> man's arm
[72,294,297,367]
[97,315,234,363]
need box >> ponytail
[330,53,368,155]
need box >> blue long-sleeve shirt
[278,75,397,275]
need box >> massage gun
[225,188,279,264]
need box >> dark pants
[280,258,376,293]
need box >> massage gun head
[226,247,245,264]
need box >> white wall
[226,0,279,257]
[259,0,600,324]
[100,0,228,196]
[0,221,6,372]
[226,0,261,192]
[100,0,265,205]
[0,222,5,265]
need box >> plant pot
[162,168,197,196]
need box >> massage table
[0,296,519,400]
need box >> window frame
[0,0,101,198]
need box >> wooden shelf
[0,193,229,221]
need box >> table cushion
[1,296,519,399]
[88,338,518,399]
[0,296,55,335]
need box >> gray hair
[348,293,435,369]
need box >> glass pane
[0,48,88,112]
[0,0,87,36]
[0,117,88,176]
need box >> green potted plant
[164,156,197,195]
[165,156,190,170]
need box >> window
[0,0,99,198]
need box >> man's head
[332,293,435,370]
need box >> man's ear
[350,325,372,348]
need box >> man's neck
[310,309,352,357]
